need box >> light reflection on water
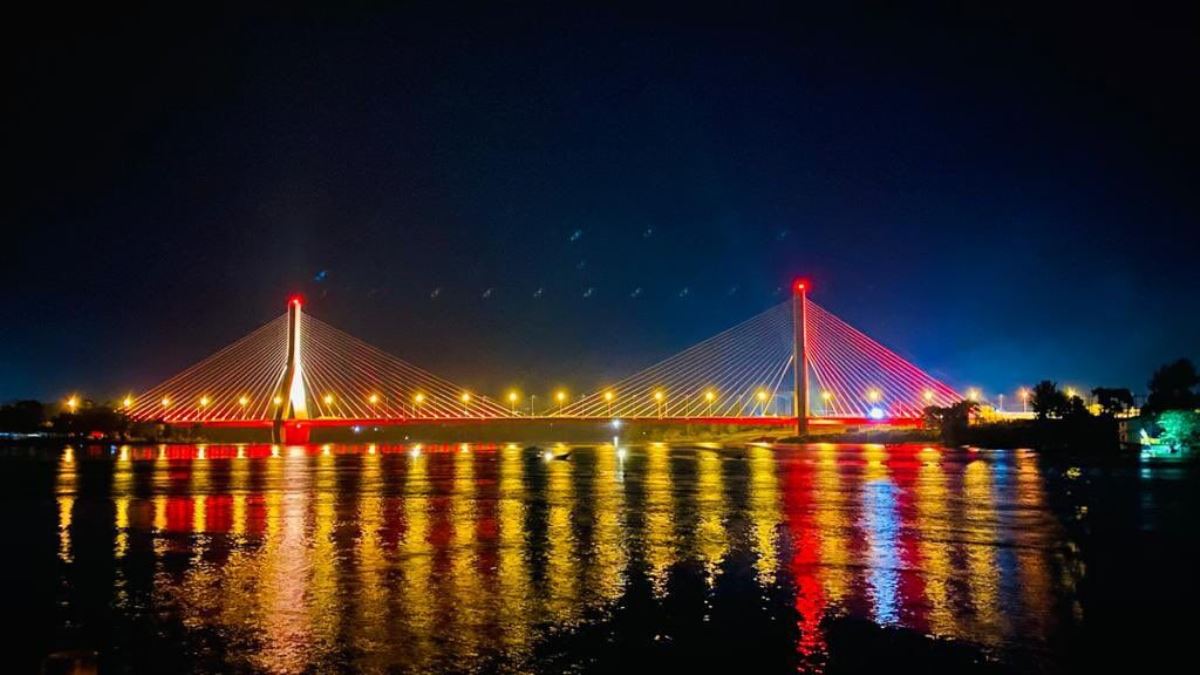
[48,442,1076,672]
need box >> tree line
[0,398,132,438]
[1026,357,1198,419]
[920,358,1198,449]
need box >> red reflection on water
[165,496,194,533]
[206,494,234,534]
[887,448,929,634]
[782,456,825,657]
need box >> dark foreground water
[2,442,1196,673]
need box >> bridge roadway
[177,415,921,443]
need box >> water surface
[4,442,1195,672]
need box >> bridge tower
[272,296,311,443]
[792,279,809,435]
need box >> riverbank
[776,427,939,445]
[775,417,1138,457]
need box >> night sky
[4,3,1198,404]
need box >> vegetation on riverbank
[919,358,1199,455]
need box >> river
[3,442,1195,673]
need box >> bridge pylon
[792,279,809,436]
[272,296,311,443]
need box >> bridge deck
[182,416,921,428]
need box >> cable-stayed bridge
[128,284,959,442]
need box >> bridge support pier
[273,420,311,444]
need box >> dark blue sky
[4,2,1198,403]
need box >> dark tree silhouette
[1092,387,1134,416]
[0,400,47,433]
[1064,395,1092,420]
[1144,358,1199,414]
[52,400,129,437]
[922,400,978,442]
[1031,380,1069,420]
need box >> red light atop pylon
[793,278,809,294]
[289,294,303,307]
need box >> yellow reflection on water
[644,443,675,597]
[304,449,339,658]
[448,448,482,658]
[963,458,1004,643]
[356,450,388,671]
[400,448,434,671]
[695,449,728,583]
[152,448,168,536]
[114,445,132,559]
[114,495,130,559]
[191,448,209,545]
[230,454,248,538]
[545,449,578,621]
[747,445,782,584]
[915,451,956,637]
[1014,450,1053,638]
[815,444,849,605]
[590,444,628,604]
[254,448,316,673]
[497,443,531,655]
[57,447,75,563]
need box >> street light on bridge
[508,390,519,414]
[65,395,79,413]
[461,391,472,415]
[821,390,833,414]
[704,389,716,415]
[604,390,615,416]
[756,389,768,416]
[122,395,134,411]
[555,390,567,414]
[654,390,665,419]
[161,396,171,409]
[412,392,425,417]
